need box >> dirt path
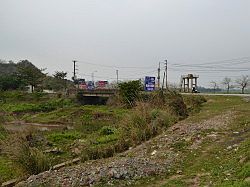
[16,110,236,187]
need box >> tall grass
[2,134,51,175]
[81,92,183,161]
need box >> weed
[3,135,51,175]
[99,126,116,135]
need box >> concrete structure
[181,74,199,92]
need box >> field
[0,91,249,187]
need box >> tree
[210,81,218,94]
[53,71,68,91]
[53,71,67,80]
[17,60,45,92]
[235,75,249,94]
[222,77,232,94]
[0,74,25,91]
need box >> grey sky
[1,0,250,87]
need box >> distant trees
[53,71,67,80]
[16,60,46,92]
[222,77,232,94]
[210,81,218,94]
[0,59,17,75]
[53,71,68,91]
[0,75,24,91]
[235,75,249,94]
[0,59,75,93]
[0,60,24,91]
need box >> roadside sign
[145,76,155,91]
[87,81,95,90]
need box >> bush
[118,80,143,107]
[165,91,188,118]
[184,95,207,112]
[120,102,178,145]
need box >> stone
[151,150,157,156]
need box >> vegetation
[16,60,46,92]
[118,80,143,107]
[0,60,74,92]
[1,78,248,186]
[132,96,250,187]
[0,89,206,183]
[235,75,249,94]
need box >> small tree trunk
[242,87,245,94]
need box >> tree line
[0,59,72,92]
[211,75,249,94]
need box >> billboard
[145,76,155,91]
[96,81,108,89]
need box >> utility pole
[72,60,77,80]
[162,71,165,90]
[157,62,160,89]
[165,59,168,90]
[116,70,119,85]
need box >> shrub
[165,91,188,118]
[184,95,207,112]
[120,102,178,145]
[118,80,143,107]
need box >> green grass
[0,156,21,183]
[185,96,244,122]
[47,131,81,144]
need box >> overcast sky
[0,0,250,87]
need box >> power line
[171,56,250,66]
[77,60,155,69]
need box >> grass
[0,91,205,183]
[129,95,250,187]
[0,156,21,183]
[47,131,81,144]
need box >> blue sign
[145,76,155,91]
[87,81,95,90]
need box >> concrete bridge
[79,89,117,97]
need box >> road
[181,93,250,97]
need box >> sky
[0,0,250,87]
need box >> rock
[227,146,232,150]
[151,150,157,156]
[1,179,18,187]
